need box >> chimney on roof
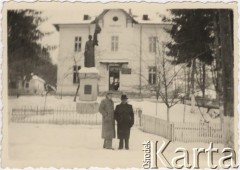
[128,9,132,16]
[142,14,149,20]
[83,14,90,20]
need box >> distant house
[28,74,46,95]
[9,73,47,96]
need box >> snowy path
[7,123,224,168]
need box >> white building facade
[54,9,172,95]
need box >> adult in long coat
[99,92,115,149]
[114,94,134,150]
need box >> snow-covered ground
[7,96,223,168]
[7,123,224,168]
[9,95,220,123]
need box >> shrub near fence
[141,114,223,144]
[10,106,141,126]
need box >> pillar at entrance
[76,67,99,114]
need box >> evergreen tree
[166,9,235,149]
[166,9,216,113]
[7,10,57,87]
[167,9,215,65]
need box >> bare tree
[128,32,186,121]
[139,40,186,121]
[73,54,81,102]
[58,53,82,100]
[156,43,185,122]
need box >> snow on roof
[79,67,99,74]
[31,75,45,83]
[99,59,128,64]
[53,8,172,31]
[91,9,138,24]
[133,12,172,24]
[53,19,94,31]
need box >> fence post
[24,105,26,120]
[9,108,12,123]
[139,114,141,127]
[171,123,174,141]
[141,115,144,132]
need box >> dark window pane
[153,75,156,84]
[148,74,151,84]
[78,43,81,51]
[75,43,78,52]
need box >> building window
[74,37,82,52]
[148,66,156,85]
[73,65,81,84]
[149,36,157,53]
[111,36,119,51]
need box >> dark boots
[125,138,129,150]
[118,139,123,149]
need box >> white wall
[56,9,172,95]
[29,79,45,94]
[57,24,89,94]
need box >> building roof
[91,9,138,24]
[31,75,46,83]
[53,8,172,31]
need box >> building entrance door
[109,66,120,91]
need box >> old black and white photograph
[2,1,238,169]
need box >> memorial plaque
[84,85,92,94]
[121,68,131,74]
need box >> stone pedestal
[76,67,99,114]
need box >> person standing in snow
[114,94,134,150]
[99,92,115,150]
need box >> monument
[76,20,101,113]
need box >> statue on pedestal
[84,20,101,67]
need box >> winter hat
[121,94,128,100]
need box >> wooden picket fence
[141,114,223,143]
[10,105,141,126]
[172,122,223,143]
[141,114,172,140]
